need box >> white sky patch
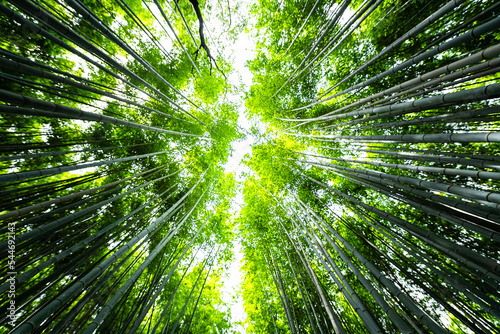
[203,3,257,332]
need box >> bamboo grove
[240,0,500,333]
[1,0,500,333]
[0,0,242,332]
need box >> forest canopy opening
[0,0,499,333]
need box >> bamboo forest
[0,0,499,332]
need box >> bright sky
[220,36,255,334]
[207,3,257,332]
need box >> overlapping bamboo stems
[168,246,219,334]
[331,142,500,163]
[330,140,500,171]
[283,80,500,130]
[300,157,500,208]
[0,183,184,328]
[272,0,352,98]
[292,194,449,333]
[10,167,209,333]
[284,195,410,333]
[0,167,173,258]
[0,72,129,119]
[290,204,384,333]
[343,200,500,330]
[290,0,382,83]
[125,243,201,333]
[284,239,331,332]
[345,200,500,322]
[140,0,178,61]
[275,227,322,334]
[317,66,500,131]
[112,248,169,332]
[299,165,500,239]
[284,16,500,131]
[279,199,369,332]
[344,212,492,332]
[261,186,349,333]
[293,168,500,283]
[0,162,176,221]
[181,249,219,334]
[81,189,207,334]
[50,235,154,332]
[332,50,500,119]
[0,149,171,185]
[320,86,500,134]
[129,211,214,333]
[150,243,205,333]
[172,0,198,47]
[151,0,203,78]
[0,3,164,106]
[314,0,491,105]
[1,166,173,249]
[0,57,188,123]
[0,183,178,294]
[0,47,152,106]
[297,150,500,182]
[2,172,126,231]
[10,0,207,119]
[0,169,116,213]
[293,152,500,224]
[0,134,133,154]
[106,0,173,61]
[0,90,201,137]
[0,142,152,163]
[326,164,500,238]
[325,196,496,331]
